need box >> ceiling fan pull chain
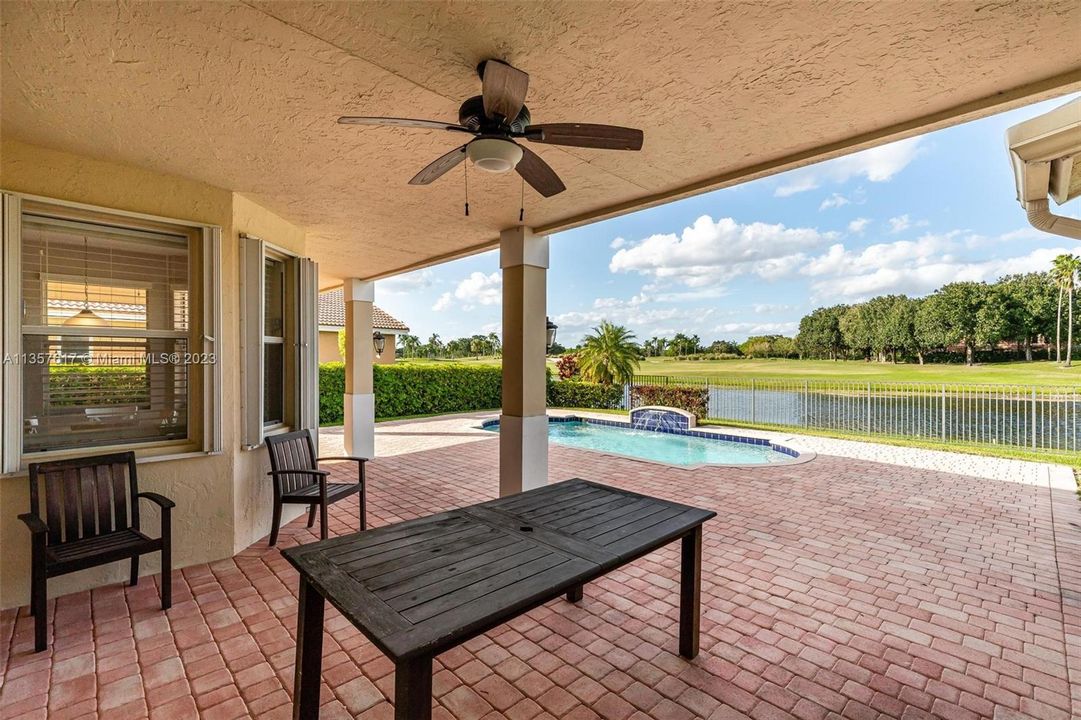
[464,160,470,217]
[519,176,525,223]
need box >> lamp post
[372,331,386,358]
[545,317,558,352]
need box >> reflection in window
[20,215,190,453]
[263,257,286,427]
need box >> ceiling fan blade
[481,60,529,123]
[409,145,468,185]
[338,116,472,133]
[516,145,565,198]
[523,123,643,151]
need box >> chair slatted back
[265,430,318,494]
[28,452,140,545]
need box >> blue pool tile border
[480,415,804,462]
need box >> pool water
[485,420,795,467]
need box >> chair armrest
[316,456,369,463]
[137,492,176,510]
[18,513,48,536]
[267,469,329,477]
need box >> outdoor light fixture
[466,137,523,174]
[372,331,386,358]
[546,317,558,351]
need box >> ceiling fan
[337,60,643,198]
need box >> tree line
[395,332,502,359]
[796,254,1079,366]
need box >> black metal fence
[627,375,1081,453]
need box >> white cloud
[819,193,850,210]
[798,230,1070,303]
[609,237,627,249]
[432,270,501,311]
[552,293,727,344]
[888,214,911,233]
[379,268,434,294]
[609,214,836,291]
[714,321,799,335]
[774,137,923,197]
[847,218,871,234]
[774,175,820,197]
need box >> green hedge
[49,365,149,407]
[547,380,624,410]
[319,362,346,424]
[320,362,503,424]
[374,364,503,418]
[319,363,628,424]
[630,384,708,419]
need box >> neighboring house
[317,287,409,364]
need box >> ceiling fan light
[466,138,523,173]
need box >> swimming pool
[481,417,801,467]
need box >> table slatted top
[282,478,715,660]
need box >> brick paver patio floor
[1,437,1078,719]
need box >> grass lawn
[638,358,1080,386]
[399,356,1080,386]
[398,357,503,367]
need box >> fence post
[1031,387,1037,450]
[940,384,946,441]
[866,382,872,433]
[803,380,809,428]
[750,378,756,424]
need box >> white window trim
[0,190,222,473]
[240,233,318,450]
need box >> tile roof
[318,287,409,332]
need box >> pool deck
[322,410,1074,490]
[4,412,1078,719]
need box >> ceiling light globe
[466,138,523,174]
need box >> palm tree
[426,333,442,358]
[577,321,642,385]
[399,334,421,358]
[1051,255,1080,366]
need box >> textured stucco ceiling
[2,1,1080,285]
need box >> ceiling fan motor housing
[458,96,531,133]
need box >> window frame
[241,234,318,450]
[0,191,222,472]
[261,252,293,431]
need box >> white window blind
[20,215,192,453]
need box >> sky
[374,94,1081,347]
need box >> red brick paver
[1,439,1075,719]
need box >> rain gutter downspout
[1024,198,1081,240]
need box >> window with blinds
[264,257,286,426]
[20,214,192,453]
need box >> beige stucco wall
[319,330,342,364]
[0,140,310,608]
[230,193,310,553]
[319,329,396,364]
[376,334,396,365]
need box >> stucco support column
[343,279,375,459]
[500,227,549,496]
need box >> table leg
[679,526,702,659]
[566,584,583,603]
[394,655,433,720]
[293,577,325,720]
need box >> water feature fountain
[629,406,696,432]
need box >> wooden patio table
[282,478,716,719]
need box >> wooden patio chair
[264,429,367,546]
[19,452,174,652]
